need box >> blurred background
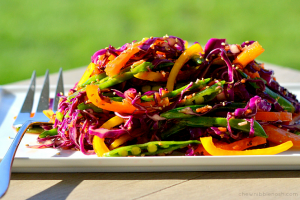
[1,0,300,85]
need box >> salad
[38,35,300,157]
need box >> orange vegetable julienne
[105,38,147,77]
[233,41,265,67]
[86,85,138,113]
[289,113,300,125]
[195,136,267,156]
[86,85,169,114]
[200,136,293,156]
[134,71,169,82]
[255,112,292,122]
[262,124,300,147]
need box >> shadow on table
[11,171,300,200]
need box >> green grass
[1,0,300,84]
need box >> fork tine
[53,68,64,113]
[13,71,36,127]
[36,70,49,112]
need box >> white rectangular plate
[1,84,300,172]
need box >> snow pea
[97,62,154,89]
[39,128,58,138]
[161,116,267,139]
[140,78,211,101]
[181,81,225,105]
[103,140,201,157]
[79,73,107,87]
[160,103,247,119]
[238,70,295,112]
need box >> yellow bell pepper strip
[42,109,55,123]
[93,116,124,157]
[200,136,293,156]
[77,62,97,86]
[166,43,203,91]
[86,85,138,113]
[233,41,264,68]
[105,38,148,77]
[134,71,169,82]
[109,134,131,150]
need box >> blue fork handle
[0,121,52,198]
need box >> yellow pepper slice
[78,62,96,86]
[134,71,168,82]
[109,134,131,150]
[42,109,55,123]
[166,43,203,91]
[200,136,293,156]
[93,116,124,157]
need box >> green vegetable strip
[161,116,267,139]
[160,103,247,119]
[97,62,154,89]
[264,87,295,113]
[140,78,211,102]
[77,102,103,112]
[182,81,225,105]
[103,140,201,157]
[164,78,211,99]
[39,128,58,138]
[238,70,295,112]
[68,62,154,101]
[80,73,107,87]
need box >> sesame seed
[205,58,209,61]
[56,152,60,155]
[25,144,29,146]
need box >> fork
[0,68,64,197]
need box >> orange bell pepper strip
[93,116,124,157]
[78,62,97,86]
[262,124,300,147]
[255,112,292,122]
[200,136,293,156]
[233,41,264,68]
[86,85,169,113]
[134,71,169,82]
[86,85,138,113]
[195,136,267,156]
[105,38,148,77]
[166,43,203,91]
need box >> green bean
[103,140,201,157]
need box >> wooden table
[3,63,300,200]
